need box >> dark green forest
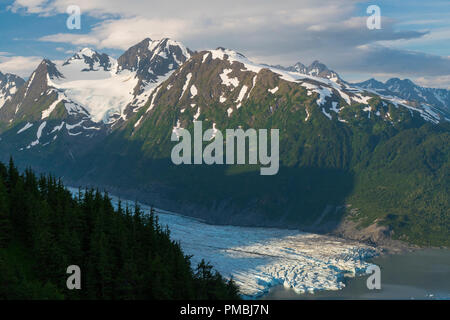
[0,159,240,300]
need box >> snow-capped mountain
[1,41,448,155]
[129,47,447,139]
[118,38,193,84]
[297,60,340,80]
[0,59,70,124]
[49,48,135,124]
[1,41,449,245]
[0,58,105,151]
[271,60,341,81]
[118,38,193,117]
[0,38,194,152]
[3,58,91,124]
[63,47,114,72]
[354,78,450,118]
[1,38,193,127]
[0,71,25,110]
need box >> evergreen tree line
[0,158,240,300]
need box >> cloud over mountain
[8,0,450,88]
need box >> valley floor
[68,188,381,298]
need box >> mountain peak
[117,38,192,81]
[284,60,340,80]
[208,47,247,60]
[0,71,25,108]
[63,48,114,72]
[309,60,323,66]
[78,47,97,57]
[292,62,307,73]
[80,47,95,53]
[0,71,25,85]
[67,47,101,61]
[131,38,153,51]
[355,77,450,117]
[38,59,64,79]
[386,78,415,86]
[307,61,339,80]
[355,78,386,89]
[308,60,329,72]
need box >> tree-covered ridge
[0,159,240,300]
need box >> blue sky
[0,0,449,88]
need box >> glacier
[68,187,379,298]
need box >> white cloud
[40,17,190,50]
[10,0,450,88]
[16,0,366,53]
[9,0,50,14]
[414,75,450,90]
[0,55,42,78]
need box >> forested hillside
[0,159,239,300]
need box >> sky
[0,0,449,88]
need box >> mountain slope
[49,48,135,124]
[0,59,105,155]
[354,78,450,119]
[0,42,448,247]
[0,39,194,156]
[0,159,240,300]
[0,71,25,110]
[127,48,445,143]
[48,48,448,246]
[118,38,194,120]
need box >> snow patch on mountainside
[41,94,63,119]
[51,122,65,133]
[181,73,193,99]
[26,121,46,148]
[322,108,332,120]
[219,93,227,103]
[0,72,24,109]
[193,107,201,120]
[331,101,340,113]
[17,122,33,134]
[0,96,9,109]
[236,85,248,102]
[190,84,198,98]
[146,86,161,113]
[172,119,183,138]
[300,82,332,106]
[268,86,279,94]
[220,69,239,88]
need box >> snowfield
[68,188,378,298]
[48,61,138,123]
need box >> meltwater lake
[264,248,450,300]
[68,187,449,299]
